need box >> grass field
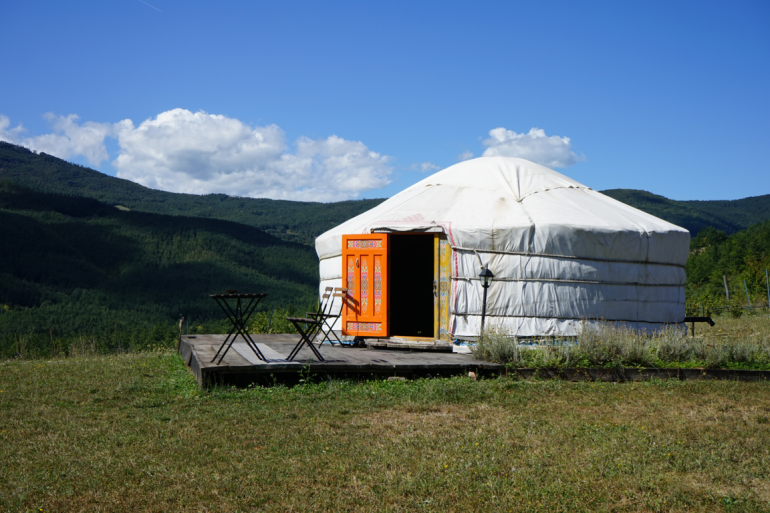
[1,350,769,512]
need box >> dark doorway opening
[390,234,434,337]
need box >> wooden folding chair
[285,315,325,362]
[311,287,347,347]
[283,287,334,362]
[306,287,333,323]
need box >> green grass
[1,351,769,511]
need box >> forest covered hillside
[601,189,770,236]
[686,221,770,314]
[0,180,319,355]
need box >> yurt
[315,157,689,342]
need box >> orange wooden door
[342,234,388,337]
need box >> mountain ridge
[2,141,770,237]
[0,142,384,246]
[600,188,770,236]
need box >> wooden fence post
[723,275,730,311]
[177,317,184,351]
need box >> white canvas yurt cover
[316,157,689,338]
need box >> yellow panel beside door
[432,234,452,340]
[433,235,440,338]
[438,235,451,340]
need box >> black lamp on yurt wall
[479,266,494,334]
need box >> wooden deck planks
[179,334,502,386]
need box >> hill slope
[601,189,770,235]
[0,181,319,351]
[0,142,385,245]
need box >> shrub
[471,316,770,369]
[472,325,520,364]
[250,308,301,334]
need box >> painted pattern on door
[342,234,388,337]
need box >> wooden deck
[178,334,503,387]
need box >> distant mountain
[2,141,769,239]
[601,189,770,236]
[0,142,385,246]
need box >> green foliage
[250,307,301,334]
[0,181,319,357]
[690,225,729,249]
[686,219,770,311]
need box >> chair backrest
[329,287,348,314]
[308,287,334,318]
[320,286,333,307]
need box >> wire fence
[710,305,770,314]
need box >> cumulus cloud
[409,162,439,172]
[0,113,112,166]
[458,150,474,161]
[1,109,393,202]
[481,127,584,168]
[111,109,392,201]
[0,115,26,143]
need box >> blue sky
[1,0,768,202]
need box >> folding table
[210,292,268,365]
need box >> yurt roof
[316,157,689,267]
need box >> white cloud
[458,150,474,161]
[112,109,392,201]
[0,113,112,166]
[481,127,584,168]
[1,109,393,202]
[1,113,585,200]
[409,162,439,172]
[0,115,26,143]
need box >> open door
[389,234,434,337]
[342,234,388,337]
